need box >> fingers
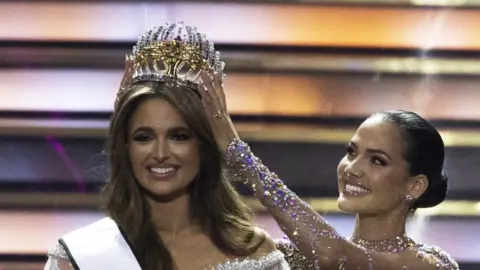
[125,54,134,70]
[201,72,215,99]
[197,82,213,113]
[200,72,223,112]
[120,54,135,90]
[213,72,227,111]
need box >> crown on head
[115,21,225,108]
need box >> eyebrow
[132,126,152,133]
[349,141,392,161]
[131,125,191,134]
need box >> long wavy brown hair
[101,81,264,270]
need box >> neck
[352,208,408,241]
[147,191,197,239]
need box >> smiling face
[128,97,201,199]
[336,115,413,215]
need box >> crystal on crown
[129,21,225,88]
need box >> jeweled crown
[115,21,225,108]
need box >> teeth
[150,167,175,174]
[345,184,369,193]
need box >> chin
[337,201,360,214]
[142,182,189,201]
[337,193,367,214]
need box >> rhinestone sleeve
[225,139,459,270]
[44,242,74,270]
[275,238,314,269]
[417,244,460,270]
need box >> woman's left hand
[197,71,239,154]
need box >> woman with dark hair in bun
[199,63,459,269]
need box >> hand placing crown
[115,21,226,109]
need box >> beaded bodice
[45,242,291,270]
[350,234,415,253]
[350,235,459,269]
[208,250,289,269]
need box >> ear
[407,174,429,200]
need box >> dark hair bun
[375,110,448,212]
[414,171,448,209]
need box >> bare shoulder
[251,226,277,256]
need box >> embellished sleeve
[275,238,313,269]
[225,139,458,270]
[44,242,75,270]
[418,245,460,270]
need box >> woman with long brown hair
[44,21,291,270]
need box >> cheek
[172,142,201,169]
[369,169,405,194]
[128,144,151,164]
[127,145,153,187]
[337,157,348,177]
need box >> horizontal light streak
[1,2,480,49]
[2,69,480,121]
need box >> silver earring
[406,195,413,202]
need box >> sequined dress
[45,243,290,270]
[44,217,292,270]
[225,139,460,270]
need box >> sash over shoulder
[60,217,142,270]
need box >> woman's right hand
[197,71,240,155]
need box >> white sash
[60,217,142,270]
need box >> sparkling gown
[224,139,459,270]
[45,242,292,270]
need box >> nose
[152,139,170,162]
[344,158,364,178]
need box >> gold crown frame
[115,21,225,109]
